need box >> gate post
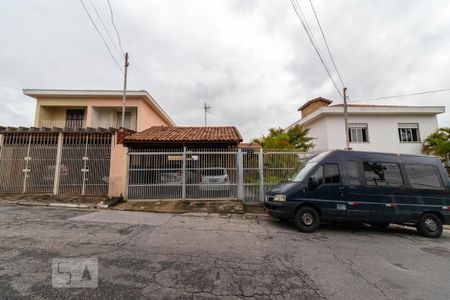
[258,148,264,203]
[182,147,186,200]
[0,133,3,161]
[53,132,64,195]
[237,149,244,201]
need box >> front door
[296,163,347,219]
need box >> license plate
[337,204,347,210]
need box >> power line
[290,0,343,98]
[79,0,123,73]
[349,88,450,102]
[88,0,123,58]
[309,0,345,87]
[107,0,125,56]
[0,83,21,90]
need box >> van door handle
[339,186,345,191]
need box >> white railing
[39,120,85,129]
[38,119,137,130]
[91,119,137,131]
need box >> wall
[108,134,128,197]
[301,100,331,118]
[305,118,329,152]
[318,114,438,154]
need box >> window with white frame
[348,123,368,143]
[398,123,420,142]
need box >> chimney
[298,97,332,118]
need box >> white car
[199,168,230,191]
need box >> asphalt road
[1,204,450,299]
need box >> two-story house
[288,97,445,155]
[24,89,176,131]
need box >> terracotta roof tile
[125,126,243,143]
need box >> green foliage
[422,127,450,165]
[252,125,314,151]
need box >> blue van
[264,150,450,238]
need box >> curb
[17,201,49,207]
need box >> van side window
[405,164,442,189]
[309,164,340,189]
[363,161,403,187]
[324,164,340,184]
[343,161,361,185]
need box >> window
[363,161,403,187]
[309,163,340,188]
[405,164,442,189]
[344,161,361,185]
[324,164,340,184]
[349,123,368,143]
[65,109,84,128]
[116,112,132,129]
[398,123,420,142]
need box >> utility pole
[121,52,129,128]
[204,101,211,126]
[343,87,350,150]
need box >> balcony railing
[38,119,137,131]
[92,119,137,131]
[39,120,86,129]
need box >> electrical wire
[107,0,125,56]
[89,0,123,58]
[349,88,450,102]
[79,0,123,73]
[309,0,345,88]
[290,0,343,98]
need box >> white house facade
[288,97,445,155]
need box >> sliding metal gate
[127,148,314,202]
[0,131,112,195]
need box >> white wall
[309,114,438,155]
[305,118,329,152]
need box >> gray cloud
[0,0,449,140]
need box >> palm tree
[422,127,450,166]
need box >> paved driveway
[1,204,450,299]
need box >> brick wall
[301,100,331,118]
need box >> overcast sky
[0,0,449,141]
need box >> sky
[0,0,449,141]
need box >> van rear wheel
[294,206,320,233]
[418,213,443,238]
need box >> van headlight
[273,194,286,202]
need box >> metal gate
[58,133,112,195]
[127,149,238,200]
[127,148,315,203]
[0,133,59,193]
[0,131,112,195]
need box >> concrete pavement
[1,204,450,299]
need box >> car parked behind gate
[264,150,450,238]
[199,168,230,193]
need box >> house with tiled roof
[124,126,242,149]
[288,97,445,154]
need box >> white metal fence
[0,131,112,195]
[127,148,315,203]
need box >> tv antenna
[204,101,212,126]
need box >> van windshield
[284,152,329,182]
[285,162,317,182]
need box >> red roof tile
[125,126,243,143]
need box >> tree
[422,127,450,165]
[253,125,314,151]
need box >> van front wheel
[418,213,443,238]
[294,206,320,233]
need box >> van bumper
[264,201,296,220]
